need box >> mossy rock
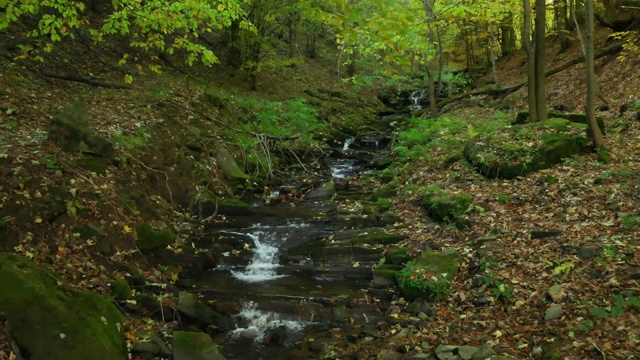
[372,264,402,288]
[421,192,472,227]
[386,247,412,265]
[464,125,589,179]
[173,331,224,360]
[0,253,126,360]
[513,111,605,135]
[110,279,132,301]
[396,249,461,301]
[135,222,176,251]
[369,187,397,201]
[306,181,337,200]
[331,228,408,246]
[215,146,249,183]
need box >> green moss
[110,279,132,301]
[387,247,411,265]
[135,222,176,251]
[373,264,403,280]
[396,249,461,301]
[0,254,126,360]
[421,192,472,227]
[173,331,223,359]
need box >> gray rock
[434,344,458,359]
[457,346,480,359]
[215,146,249,183]
[379,350,402,360]
[545,304,564,321]
[306,181,337,200]
[131,341,161,354]
[173,331,224,360]
[471,345,496,359]
[177,291,215,324]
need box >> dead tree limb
[38,70,134,89]
[425,41,623,116]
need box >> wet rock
[177,291,215,324]
[545,304,564,321]
[405,298,435,317]
[214,301,241,315]
[472,297,492,306]
[131,341,161,356]
[173,331,224,360]
[372,264,401,288]
[0,253,126,360]
[306,181,337,200]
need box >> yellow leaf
[389,313,399,318]
[124,74,133,84]
[123,225,132,233]
[58,246,67,254]
[34,216,42,223]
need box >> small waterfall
[231,302,306,342]
[342,137,355,150]
[231,231,284,282]
[409,89,426,112]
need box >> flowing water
[197,134,396,358]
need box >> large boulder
[173,331,225,360]
[0,253,126,360]
[48,98,114,157]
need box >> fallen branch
[38,70,133,89]
[426,41,624,116]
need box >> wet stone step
[286,245,384,259]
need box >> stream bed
[195,133,401,359]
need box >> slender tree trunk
[523,0,538,122]
[423,0,438,117]
[555,0,571,52]
[585,0,606,155]
[489,21,500,87]
[534,0,548,122]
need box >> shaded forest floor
[1,23,640,359]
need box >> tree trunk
[523,0,538,122]
[585,0,606,155]
[500,13,517,56]
[423,0,438,117]
[489,22,500,87]
[534,0,548,122]
[555,0,571,52]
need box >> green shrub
[396,261,452,301]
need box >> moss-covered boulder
[386,247,412,265]
[110,278,132,301]
[192,191,257,218]
[136,222,177,251]
[421,191,472,228]
[173,331,224,360]
[216,146,249,183]
[514,111,606,135]
[396,249,461,301]
[0,253,126,359]
[464,122,590,179]
[372,264,402,289]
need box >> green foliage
[621,215,640,230]
[376,197,392,212]
[496,193,511,203]
[552,261,574,277]
[589,295,640,319]
[3,0,248,73]
[119,194,140,216]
